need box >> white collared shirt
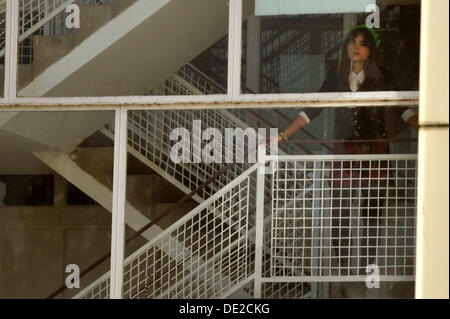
[349,70,365,92]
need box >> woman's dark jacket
[302,68,410,147]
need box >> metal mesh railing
[75,166,254,299]
[268,155,417,281]
[18,0,74,38]
[120,65,315,299]
[0,1,5,62]
[74,151,417,299]
[96,66,313,298]
[1,0,74,58]
[127,109,254,202]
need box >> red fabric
[332,142,389,188]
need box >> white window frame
[0,0,420,299]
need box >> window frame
[0,0,419,109]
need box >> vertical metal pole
[350,189,362,275]
[254,145,266,298]
[227,0,242,98]
[311,161,322,298]
[110,108,128,299]
[321,169,332,298]
[4,0,19,102]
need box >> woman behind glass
[277,26,418,283]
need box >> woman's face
[347,34,370,64]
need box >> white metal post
[227,0,242,98]
[321,175,332,298]
[310,161,323,298]
[350,188,362,274]
[4,0,18,102]
[110,108,128,299]
[254,144,267,298]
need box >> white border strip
[0,0,76,59]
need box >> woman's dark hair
[336,27,384,91]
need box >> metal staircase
[63,58,318,298]
[70,61,417,299]
[82,64,312,299]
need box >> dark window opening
[0,175,54,206]
[66,182,99,206]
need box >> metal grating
[127,109,254,201]
[121,65,316,299]
[1,0,75,60]
[76,168,253,299]
[79,276,110,299]
[270,156,417,280]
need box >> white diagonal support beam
[33,151,162,240]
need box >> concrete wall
[0,204,112,298]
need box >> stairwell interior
[0,0,420,299]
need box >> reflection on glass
[16,0,229,97]
[242,0,421,94]
[0,111,114,298]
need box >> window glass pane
[242,0,421,94]
[114,106,416,299]
[0,110,114,298]
[16,0,228,97]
